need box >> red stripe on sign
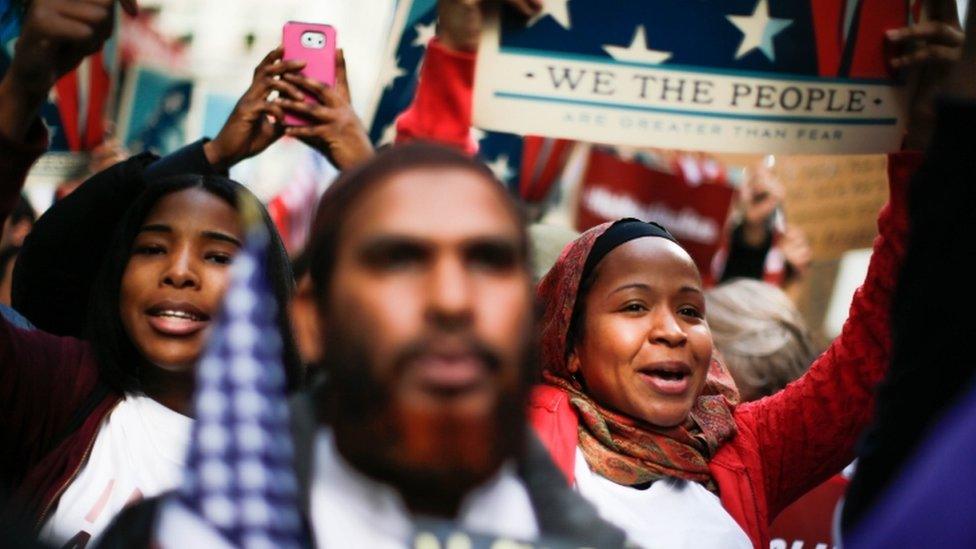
[848,0,907,78]
[809,0,844,76]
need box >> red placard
[576,149,735,275]
[769,473,848,549]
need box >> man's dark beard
[316,325,534,517]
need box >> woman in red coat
[527,155,915,547]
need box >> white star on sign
[528,0,572,30]
[469,127,487,145]
[380,54,407,90]
[602,25,672,65]
[411,20,436,48]
[726,0,792,62]
[486,154,515,182]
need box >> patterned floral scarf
[537,221,740,493]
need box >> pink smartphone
[282,21,337,126]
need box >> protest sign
[714,151,888,261]
[714,150,889,342]
[473,0,908,154]
[576,148,735,275]
[777,154,888,260]
[117,65,194,155]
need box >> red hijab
[537,221,739,491]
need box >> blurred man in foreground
[289,142,624,546]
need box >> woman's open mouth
[638,361,693,396]
[146,301,210,336]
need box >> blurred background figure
[706,278,818,403]
[719,158,813,294]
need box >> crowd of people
[1,0,975,547]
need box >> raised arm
[0,0,129,223]
[734,150,917,518]
[394,0,540,152]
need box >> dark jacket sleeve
[143,138,225,181]
[841,98,976,532]
[0,119,101,501]
[11,140,221,337]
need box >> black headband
[580,218,678,284]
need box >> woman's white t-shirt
[39,394,193,546]
[573,447,752,549]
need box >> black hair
[0,246,20,285]
[87,174,303,395]
[9,194,36,226]
[307,141,529,302]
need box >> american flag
[156,199,307,549]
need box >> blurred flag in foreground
[155,197,306,549]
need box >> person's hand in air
[277,50,375,171]
[887,0,966,149]
[203,47,308,171]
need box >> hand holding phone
[282,22,336,126]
